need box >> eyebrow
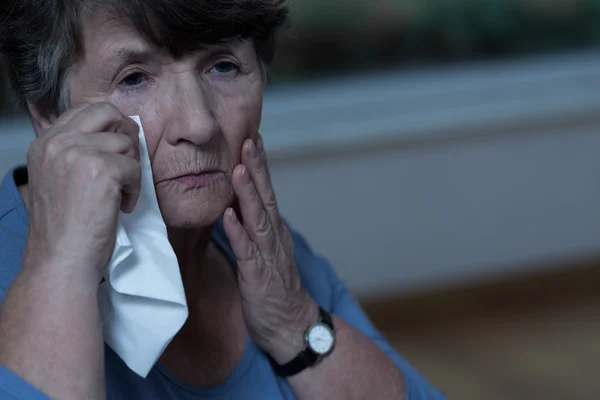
[95,47,156,83]
[102,43,238,80]
[111,48,156,70]
[110,43,233,64]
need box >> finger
[67,102,139,137]
[107,154,142,213]
[222,207,261,266]
[232,164,277,252]
[256,134,268,165]
[241,138,282,230]
[84,132,140,162]
[48,103,95,133]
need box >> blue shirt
[0,166,445,399]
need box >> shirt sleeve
[289,228,446,400]
[0,366,51,400]
[329,278,447,400]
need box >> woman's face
[68,13,264,228]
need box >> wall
[2,50,600,298]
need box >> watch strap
[269,345,320,377]
[269,307,334,377]
[319,306,333,328]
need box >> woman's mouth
[170,171,223,188]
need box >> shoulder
[0,167,28,303]
[0,224,26,303]
[0,167,28,232]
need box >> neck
[161,225,247,386]
[168,226,213,283]
[167,225,238,322]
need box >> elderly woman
[0,1,444,399]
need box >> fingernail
[226,207,238,224]
[241,166,250,183]
[248,141,258,159]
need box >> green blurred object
[270,0,600,83]
[2,0,600,113]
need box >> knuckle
[95,101,119,115]
[118,156,141,184]
[241,241,261,264]
[42,137,64,158]
[249,242,261,260]
[62,146,81,165]
[118,133,134,151]
[27,140,41,161]
[85,156,109,180]
[255,211,271,237]
[95,102,123,123]
[255,160,266,175]
[263,191,278,211]
[122,132,134,144]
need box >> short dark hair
[0,0,288,117]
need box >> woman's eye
[120,72,146,86]
[210,61,239,74]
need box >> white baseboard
[262,50,600,296]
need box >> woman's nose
[164,79,219,147]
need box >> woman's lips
[170,171,222,188]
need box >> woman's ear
[27,102,54,137]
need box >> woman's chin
[157,194,233,229]
[161,208,223,229]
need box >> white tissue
[98,115,189,378]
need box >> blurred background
[2,1,600,398]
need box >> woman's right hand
[24,102,141,275]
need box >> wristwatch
[269,307,336,377]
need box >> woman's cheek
[213,100,249,154]
[110,90,163,149]
[111,89,157,118]
[136,114,163,157]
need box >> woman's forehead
[79,14,254,70]
[82,13,138,49]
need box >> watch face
[307,323,334,355]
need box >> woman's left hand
[222,135,319,364]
